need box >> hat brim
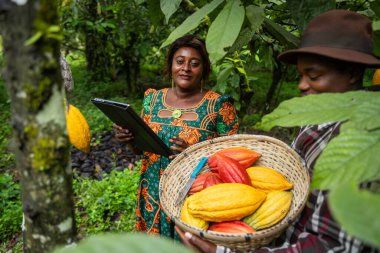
[278,46,380,67]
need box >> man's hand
[175,226,217,253]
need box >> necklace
[172,109,182,119]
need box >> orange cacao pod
[188,172,214,195]
[215,154,251,185]
[215,147,261,169]
[208,221,256,234]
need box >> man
[176,9,380,253]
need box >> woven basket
[159,134,310,251]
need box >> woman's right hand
[113,124,134,143]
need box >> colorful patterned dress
[135,88,239,238]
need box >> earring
[171,79,174,89]
[200,79,204,93]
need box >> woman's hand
[113,124,134,143]
[175,226,217,253]
[168,136,189,159]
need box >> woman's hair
[164,34,211,83]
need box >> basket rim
[160,134,310,242]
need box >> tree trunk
[1,1,76,252]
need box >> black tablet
[91,98,173,157]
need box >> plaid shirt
[217,123,379,253]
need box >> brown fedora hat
[278,9,380,67]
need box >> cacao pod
[188,183,266,222]
[244,190,292,230]
[188,172,215,195]
[372,69,380,85]
[203,173,223,189]
[180,196,209,230]
[66,104,91,153]
[208,220,255,234]
[247,166,293,191]
[214,154,251,185]
[215,146,261,169]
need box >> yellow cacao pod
[180,196,209,230]
[372,69,380,85]
[247,166,293,192]
[187,183,266,222]
[66,104,91,153]
[243,190,292,230]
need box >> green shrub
[73,166,140,237]
[0,173,22,242]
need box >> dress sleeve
[140,88,156,117]
[214,95,239,136]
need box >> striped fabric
[216,123,379,253]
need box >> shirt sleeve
[140,88,156,117]
[214,95,239,136]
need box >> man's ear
[348,67,364,85]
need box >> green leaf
[47,25,61,33]
[257,91,377,131]
[350,97,380,131]
[329,183,380,249]
[228,5,264,53]
[24,31,43,46]
[312,129,380,190]
[206,0,245,63]
[160,0,225,48]
[262,18,299,49]
[217,63,234,84]
[160,0,182,23]
[245,5,265,32]
[287,0,335,32]
[53,233,194,253]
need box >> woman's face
[171,47,203,91]
[296,54,357,96]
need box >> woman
[114,34,239,238]
[176,10,380,253]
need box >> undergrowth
[74,166,140,237]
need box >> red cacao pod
[188,172,214,195]
[203,173,223,189]
[216,154,251,185]
[208,221,256,234]
[215,146,261,169]
[207,155,219,172]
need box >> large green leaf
[350,97,380,131]
[206,0,245,63]
[160,0,225,48]
[160,0,182,23]
[245,5,264,33]
[227,5,264,53]
[287,0,335,32]
[329,182,380,249]
[53,233,193,253]
[262,18,299,49]
[257,91,379,131]
[312,128,380,190]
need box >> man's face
[296,54,356,96]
